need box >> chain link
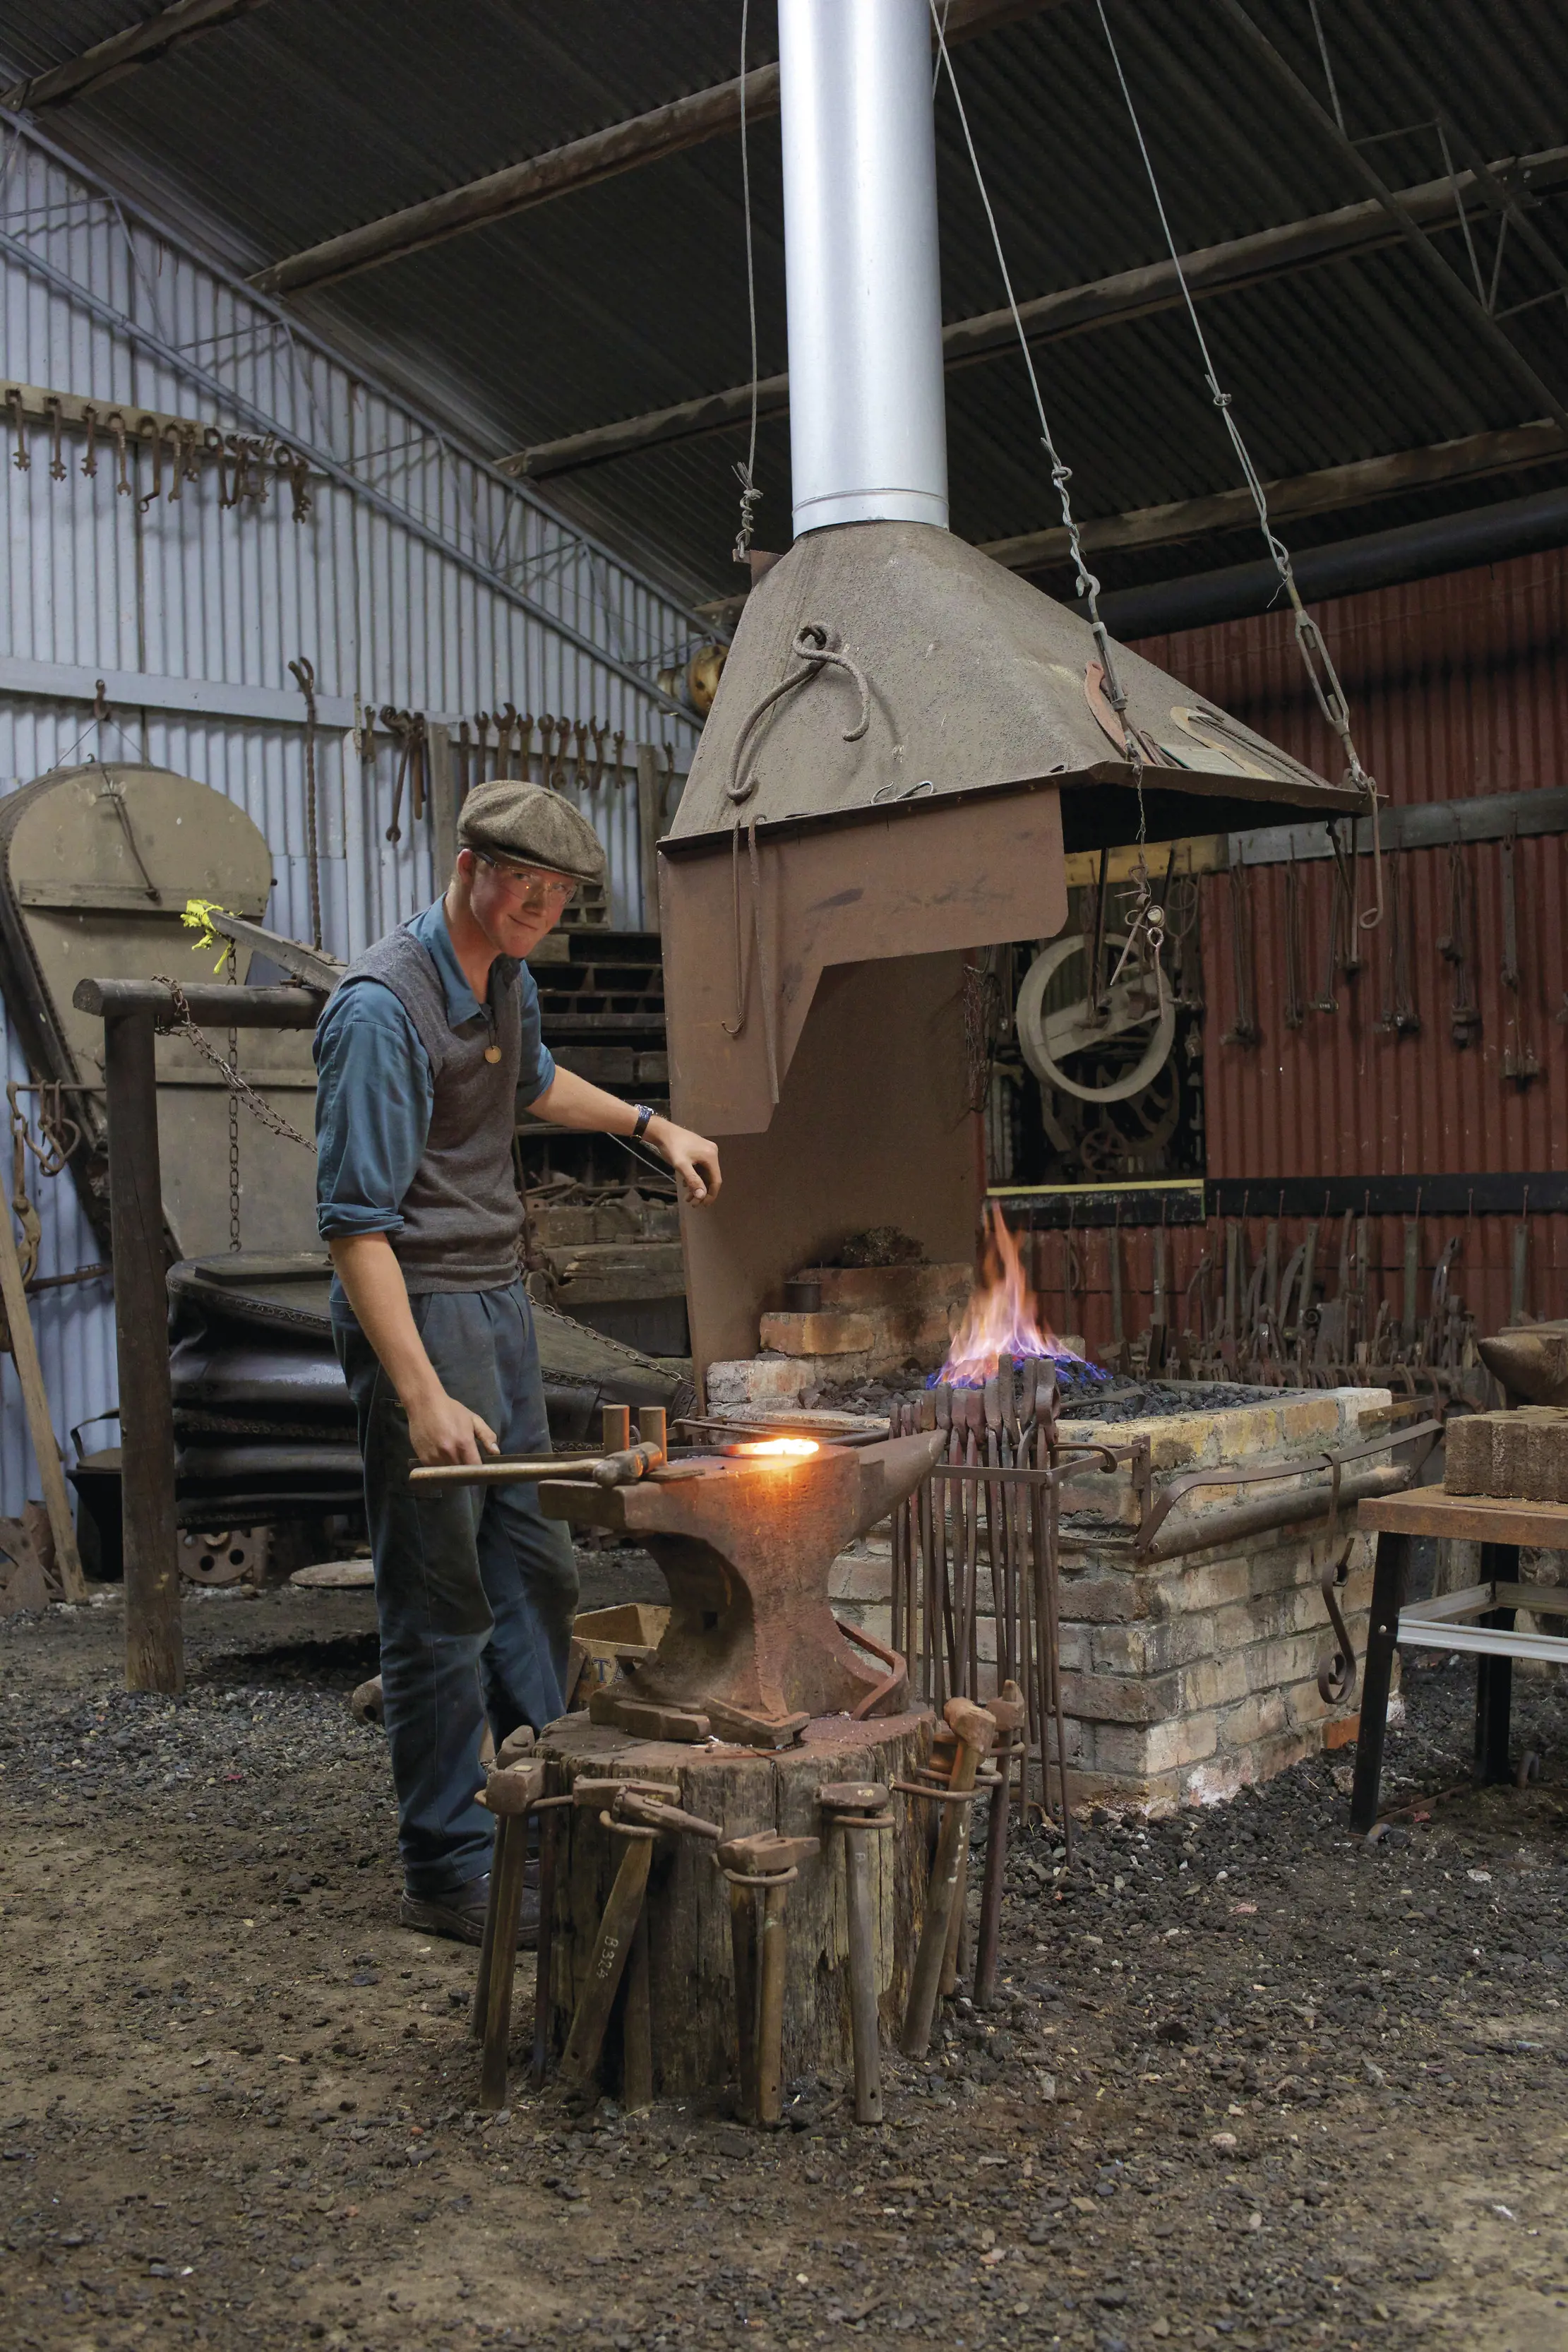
[225,945,242,1249]
[153,974,317,1155]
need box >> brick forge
[828,1386,1402,1813]
[709,1260,975,1404]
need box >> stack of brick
[1445,1407,1568,1501]
[710,1261,973,1404]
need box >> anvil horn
[853,1429,947,1539]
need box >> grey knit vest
[337,924,524,1294]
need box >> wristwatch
[630,1104,656,1142]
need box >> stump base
[537,1709,933,2103]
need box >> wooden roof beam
[249,0,1065,299]
[978,419,1568,573]
[1,0,273,112]
[504,143,1568,481]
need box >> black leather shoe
[400,1875,539,1950]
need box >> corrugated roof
[2,0,1567,600]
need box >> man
[314,778,720,1947]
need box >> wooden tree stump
[536,1709,933,2103]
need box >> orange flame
[728,1436,821,1458]
[939,1205,1072,1386]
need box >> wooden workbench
[1351,1487,1568,1832]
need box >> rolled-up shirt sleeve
[313,981,433,1239]
[517,960,556,1110]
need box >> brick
[805,1261,972,1311]
[1060,1668,1180,1725]
[1058,1570,1145,1624]
[1154,1560,1251,1614]
[705,1355,810,1407]
[1246,1629,1353,1694]
[1444,1412,1497,1496]
[759,1309,877,1356]
[828,1551,894,1603]
[1178,1652,1250,1713]
[1058,1624,1093,1674]
[1216,1690,1289,1751]
[1091,1615,1215,1676]
[1101,1710,1219,1777]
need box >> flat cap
[458,779,607,885]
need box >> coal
[816,1369,1275,1424]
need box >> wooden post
[0,1187,86,1601]
[635,744,664,933]
[426,720,460,876]
[104,1006,183,1693]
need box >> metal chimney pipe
[778,0,950,537]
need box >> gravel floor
[3,1571,1567,2352]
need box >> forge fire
[935,1205,1107,1390]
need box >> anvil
[539,1431,944,1743]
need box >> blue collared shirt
[313,900,556,1241]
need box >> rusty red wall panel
[1129,544,1568,1205]
[1134,544,1568,809]
[1025,1213,1567,1364]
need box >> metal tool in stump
[557,1779,723,2100]
[899,1697,996,2058]
[973,1681,1025,2009]
[817,1781,895,2125]
[717,1830,820,2127]
[470,1749,565,2114]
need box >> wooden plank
[0,1190,87,1602]
[103,1008,183,1692]
[1359,1488,1568,1546]
[510,150,1568,483]
[1,0,271,112]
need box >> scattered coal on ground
[2,1574,1565,2352]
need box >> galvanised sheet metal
[0,129,691,1513]
[1133,544,1568,1193]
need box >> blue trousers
[333,1280,579,1898]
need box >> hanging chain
[731,0,764,565]
[289,653,324,952]
[153,974,317,1153]
[225,944,242,1250]
[1094,0,1383,929]
[928,1,1149,865]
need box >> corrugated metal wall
[1110,542,1568,1346]
[0,129,700,1517]
[1024,1214,1561,1368]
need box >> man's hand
[405,1386,500,1467]
[647,1116,723,1205]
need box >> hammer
[818,1781,893,2125]
[899,1697,995,2060]
[717,1830,820,2127]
